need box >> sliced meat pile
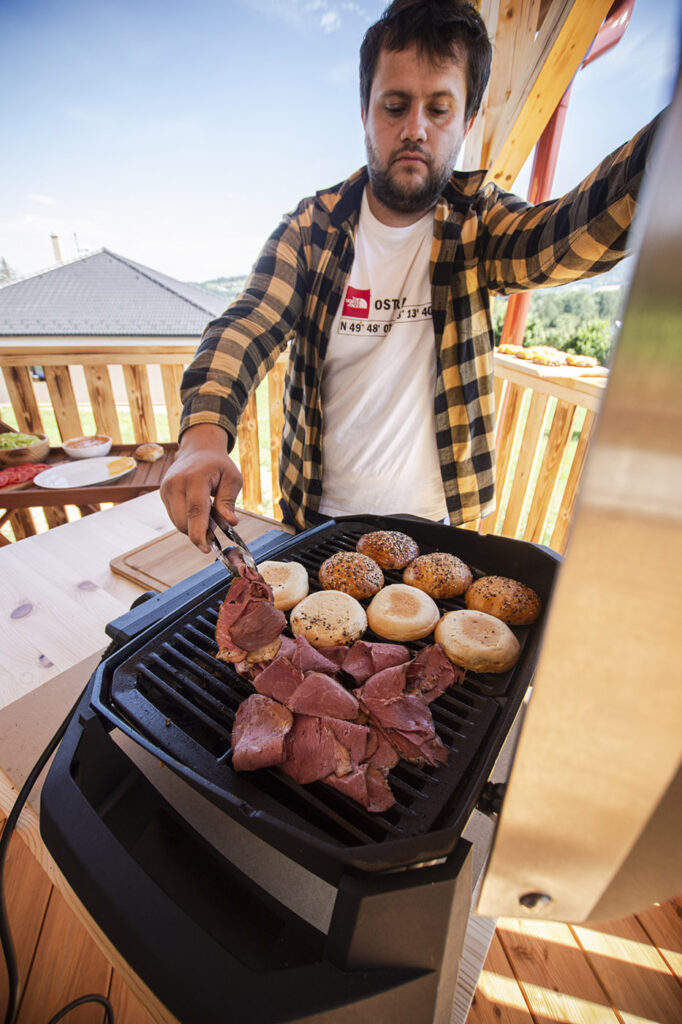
[230,637,464,813]
[215,551,287,665]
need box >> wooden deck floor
[2,824,680,1024]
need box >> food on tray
[435,609,520,673]
[107,456,136,476]
[258,560,309,611]
[64,435,109,449]
[318,551,384,600]
[0,432,41,449]
[215,556,287,664]
[565,353,598,367]
[290,590,367,647]
[465,575,541,625]
[367,584,439,641]
[233,637,465,810]
[497,343,525,356]
[231,694,293,771]
[134,442,164,462]
[356,529,419,569]
[402,551,472,599]
[0,463,50,489]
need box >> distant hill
[194,275,248,302]
[195,257,633,302]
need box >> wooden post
[267,354,288,519]
[237,392,262,513]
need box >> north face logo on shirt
[342,286,370,319]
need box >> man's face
[362,43,475,224]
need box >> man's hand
[160,424,242,551]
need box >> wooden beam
[486,0,613,188]
[464,1,613,187]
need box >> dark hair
[359,0,492,122]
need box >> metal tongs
[206,505,257,577]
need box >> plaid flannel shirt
[180,115,658,530]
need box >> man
[161,0,657,550]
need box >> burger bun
[290,590,367,647]
[435,610,520,674]
[258,560,309,611]
[465,575,541,625]
[367,584,440,642]
[402,551,472,599]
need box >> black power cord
[0,687,115,1024]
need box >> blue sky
[1,0,679,282]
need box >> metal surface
[478,79,682,923]
[206,505,257,575]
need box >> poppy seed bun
[465,575,541,626]
[356,530,419,570]
[258,560,309,611]
[402,551,472,599]
[367,584,440,641]
[290,590,367,647]
[435,610,520,674]
[318,551,384,600]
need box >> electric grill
[40,514,560,1024]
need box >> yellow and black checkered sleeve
[179,213,307,448]
[480,113,662,295]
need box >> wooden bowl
[0,433,51,466]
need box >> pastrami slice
[231,694,293,772]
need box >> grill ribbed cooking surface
[95,516,558,874]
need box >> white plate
[34,456,137,489]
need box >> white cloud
[243,0,370,34]
[28,194,57,206]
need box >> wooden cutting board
[109,509,294,591]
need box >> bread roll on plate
[465,575,541,625]
[290,590,367,647]
[402,551,472,599]
[319,551,383,600]
[435,610,520,674]
[357,530,419,570]
[367,584,439,641]
[258,560,309,611]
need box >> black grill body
[40,515,560,1023]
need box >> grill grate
[98,516,557,869]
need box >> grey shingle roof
[0,249,228,337]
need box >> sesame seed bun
[356,530,419,570]
[435,610,520,674]
[465,576,541,626]
[402,551,472,599]
[258,560,309,611]
[290,590,367,648]
[318,551,384,600]
[366,584,440,642]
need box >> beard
[365,135,459,214]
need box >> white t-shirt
[319,190,447,520]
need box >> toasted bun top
[258,560,309,611]
[402,551,472,599]
[366,583,440,642]
[290,590,367,647]
[435,610,520,674]
[318,551,383,600]
[356,530,419,570]
[465,575,541,626]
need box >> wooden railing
[1,343,606,550]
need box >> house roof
[0,249,228,337]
